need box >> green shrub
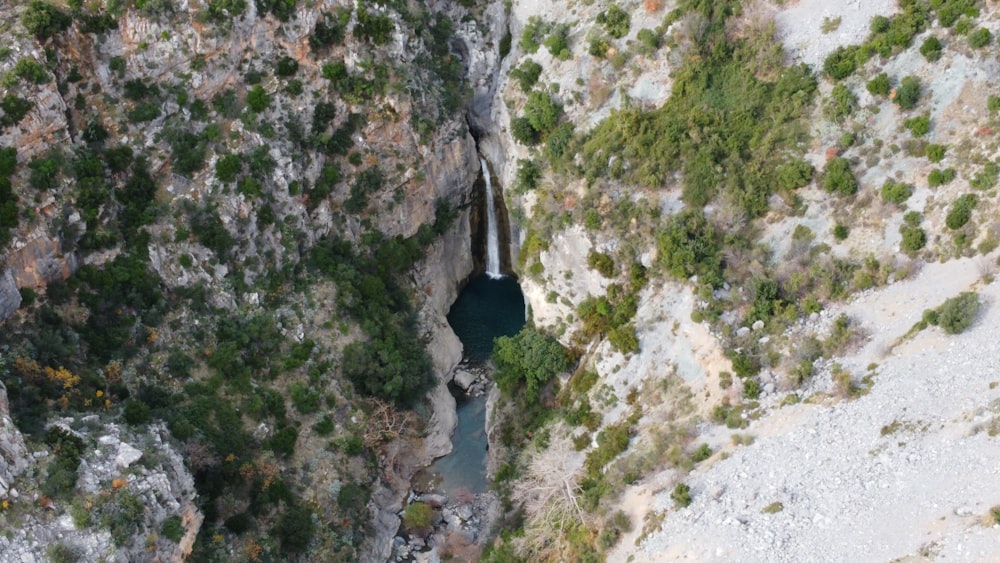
[22,1,71,40]
[274,55,299,77]
[657,209,722,285]
[514,158,541,193]
[690,443,712,463]
[588,35,610,58]
[866,72,890,96]
[928,167,956,187]
[275,506,314,553]
[256,0,297,22]
[313,415,334,435]
[355,6,393,45]
[214,153,243,183]
[895,76,921,110]
[833,224,849,240]
[824,84,857,122]
[587,251,615,277]
[969,27,992,48]
[904,115,930,137]
[309,9,349,50]
[936,292,979,334]
[203,0,247,23]
[822,157,857,195]
[512,90,563,145]
[970,162,999,190]
[493,326,569,402]
[945,194,977,229]
[990,95,1000,113]
[900,224,926,255]
[544,24,571,60]
[289,381,320,414]
[5,58,50,86]
[246,85,270,113]
[937,1,977,27]
[762,502,784,514]
[509,59,542,92]
[28,155,61,191]
[46,543,79,563]
[520,16,549,54]
[402,502,434,536]
[823,45,859,80]
[637,28,661,51]
[926,144,946,163]
[123,400,152,425]
[954,16,975,35]
[920,36,943,61]
[775,159,814,191]
[268,426,298,457]
[597,4,630,39]
[99,489,145,547]
[161,516,184,542]
[608,324,639,354]
[880,180,913,205]
[0,94,33,129]
[671,482,692,508]
[584,423,630,477]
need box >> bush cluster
[945,194,977,229]
[822,157,857,196]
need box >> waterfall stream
[481,158,502,279]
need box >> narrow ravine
[393,159,523,559]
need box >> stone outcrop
[0,419,202,563]
[0,381,30,499]
[0,232,81,321]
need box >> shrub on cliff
[895,76,921,110]
[22,1,71,41]
[493,326,570,402]
[936,292,979,334]
[920,36,943,61]
[402,502,434,536]
[822,157,857,195]
[945,194,977,229]
[276,505,314,554]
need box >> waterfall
[481,157,503,279]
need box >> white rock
[115,443,143,469]
[452,369,477,391]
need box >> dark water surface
[445,274,526,363]
[420,274,525,494]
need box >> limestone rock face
[0,271,21,321]
[0,419,201,563]
[0,233,81,321]
[0,382,30,498]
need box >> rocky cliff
[0,0,502,560]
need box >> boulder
[452,369,477,391]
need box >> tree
[936,292,979,334]
[0,95,34,129]
[945,194,977,229]
[866,72,890,96]
[215,153,243,183]
[493,326,570,401]
[21,1,71,41]
[822,157,857,195]
[920,36,943,61]
[656,209,722,285]
[246,86,270,113]
[895,76,921,110]
[275,506,314,553]
[523,91,562,138]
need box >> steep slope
[478,0,1000,561]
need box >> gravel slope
[628,266,1000,562]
